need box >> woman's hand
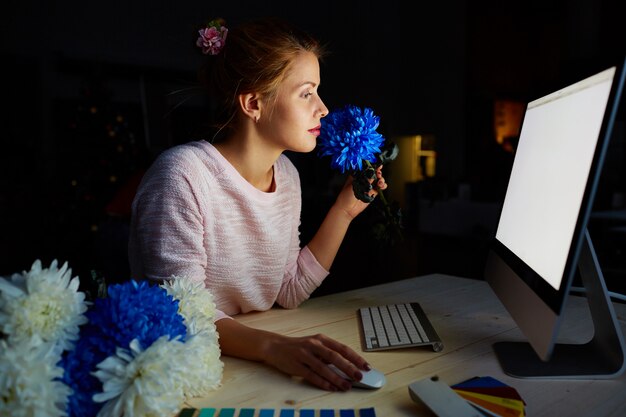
[216,318,369,392]
[262,332,371,391]
[334,165,387,220]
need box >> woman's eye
[303,91,313,98]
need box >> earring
[254,115,259,123]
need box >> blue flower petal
[60,280,187,416]
[318,105,385,173]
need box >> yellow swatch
[454,389,524,417]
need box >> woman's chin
[292,139,318,153]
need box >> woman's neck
[213,137,279,192]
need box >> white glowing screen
[496,67,615,290]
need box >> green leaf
[378,142,399,165]
[352,170,375,202]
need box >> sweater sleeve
[274,161,330,309]
[129,149,228,320]
[275,245,329,309]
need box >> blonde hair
[199,17,326,136]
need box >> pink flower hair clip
[196,18,228,55]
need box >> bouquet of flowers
[318,104,402,244]
[0,260,223,417]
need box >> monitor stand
[493,229,626,378]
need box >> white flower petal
[0,259,89,352]
[179,333,224,398]
[161,277,219,336]
[0,276,26,297]
[0,339,70,417]
[93,337,188,417]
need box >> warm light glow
[399,135,437,182]
[385,134,436,208]
[494,99,525,144]
[414,135,436,179]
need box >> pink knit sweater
[128,141,329,320]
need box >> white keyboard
[358,303,443,352]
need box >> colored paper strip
[454,389,525,412]
[279,410,295,417]
[359,408,377,417]
[339,410,356,417]
[239,409,255,417]
[456,392,522,417]
[218,408,236,417]
[259,409,275,417]
[453,376,507,389]
[320,410,335,417]
[198,409,216,417]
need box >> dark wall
[1,0,624,294]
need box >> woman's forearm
[306,205,353,271]
[215,315,369,392]
[216,318,277,362]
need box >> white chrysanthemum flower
[159,277,223,398]
[0,338,71,417]
[179,332,223,399]
[92,337,188,417]
[0,259,89,352]
[160,277,218,336]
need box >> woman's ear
[238,93,261,123]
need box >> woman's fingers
[310,361,352,391]
[266,333,370,392]
[319,335,369,373]
[300,361,347,391]
[291,341,352,391]
[375,165,387,190]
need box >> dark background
[1,0,625,297]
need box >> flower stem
[365,160,403,241]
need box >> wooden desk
[186,274,626,416]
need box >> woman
[128,17,387,392]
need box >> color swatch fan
[452,376,526,417]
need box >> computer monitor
[484,57,626,379]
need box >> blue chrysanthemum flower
[318,104,385,173]
[60,280,187,417]
[88,280,187,350]
[59,329,109,417]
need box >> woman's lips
[308,125,321,136]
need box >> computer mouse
[328,364,386,389]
